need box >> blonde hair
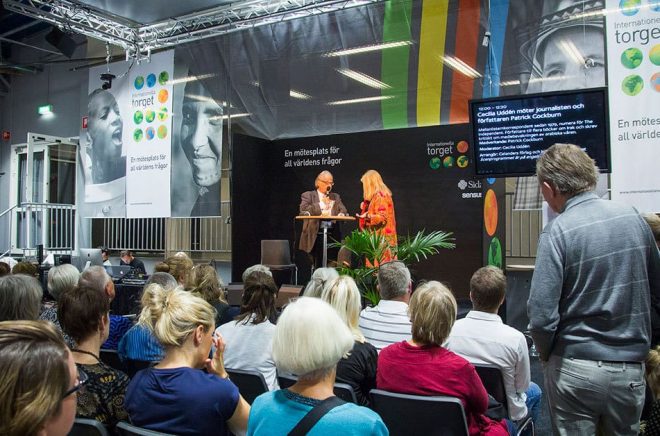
[321,276,365,342]
[273,297,353,381]
[647,346,660,400]
[139,284,215,347]
[303,267,339,298]
[164,256,194,284]
[0,320,70,436]
[642,213,660,246]
[409,281,457,346]
[187,264,227,305]
[361,170,392,201]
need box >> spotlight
[100,73,116,90]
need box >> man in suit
[299,170,348,268]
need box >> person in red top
[357,170,397,264]
[377,281,512,436]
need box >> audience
[58,285,129,429]
[188,264,238,327]
[447,266,542,426]
[153,262,170,273]
[643,213,660,249]
[125,285,250,435]
[78,266,132,349]
[643,346,660,435]
[0,320,78,436]
[247,297,387,435]
[118,273,177,363]
[163,255,194,285]
[0,262,10,277]
[11,261,38,277]
[242,264,272,282]
[215,271,279,390]
[302,267,339,298]
[321,275,377,406]
[40,263,79,347]
[377,281,511,436]
[0,274,42,321]
[358,260,412,351]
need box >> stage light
[38,104,53,115]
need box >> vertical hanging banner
[606,1,660,212]
[126,50,174,217]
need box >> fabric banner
[606,0,660,212]
[126,50,174,217]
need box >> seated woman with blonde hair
[302,267,339,298]
[247,297,387,435]
[125,285,250,435]
[377,281,513,436]
[163,255,194,285]
[321,275,377,406]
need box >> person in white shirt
[446,266,542,427]
[358,260,412,351]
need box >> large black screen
[470,88,610,177]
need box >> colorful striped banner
[449,0,481,123]
[482,0,509,98]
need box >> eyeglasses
[319,180,334,185]
[63,368,89,398]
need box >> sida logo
[458,180,468,190]
[458,179,482,198]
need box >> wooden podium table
[295,215,356,267]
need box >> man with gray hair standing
[528,143,660,435]
[359,260,412,351]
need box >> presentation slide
[470,89,610,177]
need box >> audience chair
[124,359,155,379]
[277,372,297,389]
[370,389,469,436]
[473,363,534,436]
[69,418,110,436]
[226,368,269,404]
[261,240,298,284]
[277,373,357,403]
[116,421,174,436]
[100,349,126,373]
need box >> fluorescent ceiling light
[290,90,312,100]
[169,73,216,85]
[558,39,585,66]
[440,55,482,79]
[327,95,394,106]
[337,68,391,89]
[324,40,413,57]
[38,104,53,115]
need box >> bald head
[78,265,114,300]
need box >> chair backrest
[99,349,125,373]
[116,421,174,436]
[261,240,293,266]
[277,372,298,389]
[473,363,509,414]
[70,418,110,436]
[226,283,244,306]
[370,389,469,436]
[333,382,358,403]
[226,368,269,404]
[124,359,155,379]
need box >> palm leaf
[395,230,456,264]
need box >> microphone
[326,185,332,196]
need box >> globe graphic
[134,76,144,90]
[157,125,168,139]
[488,237,502,269]
[457,155,469,168]
[652,73,660,93]
[457,141,469,153]
[442,156,454,168]
[157,107,168,121]
[650,0,660,12]
[133,110,143,125]
[650,44,660,66]
[133,129,143,142]
[158,71,169,85]
[429,157,441,169]
[146,127,155,140]
[621,47,643,69]
[158,89,169,103]
[622,75,644,96]
[619,0,641,16]
[145,110,155,123]
[146,73,157,88]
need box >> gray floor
[530,354,552,436]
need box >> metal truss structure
[2,0,382,59]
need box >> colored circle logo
[157,107,168,121]
[158,89,169,103]
[134,76,144,90]
[484,189,498,236]
[622,74,644,95]
[487,178,496,185]
[650,44,660,66]
[457,155,469,168]
[146,73,157,88]
[133,110,143,125]
[133,129,143,142]
[145,109,155,123]
[443,156,454,168]
[145,127,155,140]
[457,141,469,153]
[619,0,641,15]
[158,71,169,85]
[651,73,660,92]
[621,47,643,69]
[488,237,502,269]
[650,0,660,12]
[429,157,441,170]
[157,125,168,139]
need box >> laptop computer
[104,265,132,281]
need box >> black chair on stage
[473,363,534,436]
[261,240,297,285]
[370,389,469,436]
[277,373,357,403]
[70,418,110,436]
[116,421,174,436]
[226,368,269,404]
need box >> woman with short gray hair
[39,264,79,347]
[0,274,43,321]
